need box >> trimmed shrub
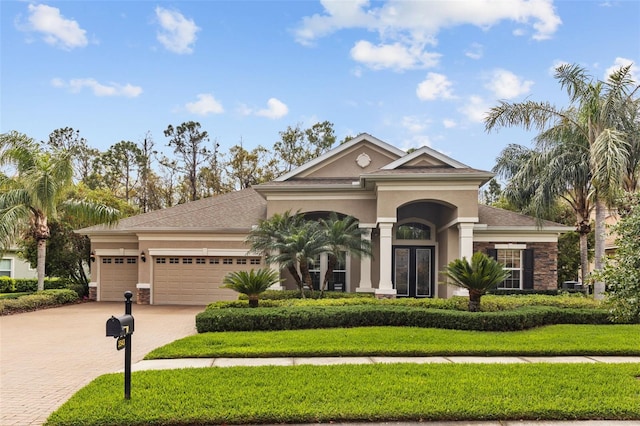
[0,276,15,293]
[0,289,79,315]
[239,289,375,300]
[195,305,612,333]
[11,278,75,293]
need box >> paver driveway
[0,302,204,425]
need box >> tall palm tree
[318,212,372,294]
[485,63,639,296]
[442,251,510,312]
[222,268,282,307]
[493,115,594,282]
[0,132,120,291]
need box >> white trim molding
[148,248,251,257]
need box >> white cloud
[23,4,88,50]
[485,69,533,99]
[155,7,199,54]
[443,119,457,129]
[416,72,455,101]
[465,43,483,60]
[350,40,440,71]
[52,78,142,97]
[401,134,433,151]
[605,57,639,83]
[256,98,289,119]
[185,94,224,115]
[401,116,430,133]
[294,0,560,72]
[548,59,570,76]
[459,95,490,123]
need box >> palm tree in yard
[493,115,594,283]
[485,63,639,297]
[268,220,327,295]
[442,252,510,312]
[222,268,282,307]
[0,131,120,291]
[246,211,307,291]
[318,212,372,294]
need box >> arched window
[396,222,431,240]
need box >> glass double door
[393,246,434,297]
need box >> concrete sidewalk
[130,355,640,371]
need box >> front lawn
[146,324,640,359]
[46,363,640,425]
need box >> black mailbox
[106,314,134,338]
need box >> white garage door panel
[153,257,260,305]
[100,257,138,301]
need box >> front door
[393,246,434,297]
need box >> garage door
[100,257,138,301]
[153,256,262,305]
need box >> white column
[376,222,396,297]
[356,227,374,293]
[453,222,475,296]
[458,222,475,260]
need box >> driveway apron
[0,302,203,426]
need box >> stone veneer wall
[473,242,558,290]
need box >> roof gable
[381,146,469,170]
[275,133,405,181]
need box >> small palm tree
[441,252,510,312]
[319,212,372,295]
[222,268,282,307]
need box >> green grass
[146,324,640,359]
[46,363,640,425]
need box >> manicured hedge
[239,289,375,300]
[0,289,79,315]
[0,277,74,293]
[196,305,612,333]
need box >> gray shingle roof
[78,188,267,234]
[478,204,568,228]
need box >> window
[396,222,431,240]
[236,258,247,265]
[196,258,206,264]
[156,258,166,264]
[497,249,522,289]
[0,259,12,277]
[307,252,347,291]
[126,258,137,264]
[102,258,112,264]
[250,258,261,265]
[114,258,124,264]
[308,254,321,290]
[169,258,179,264]
[223,258,233,265]
[331,252,347,292]
[209,258,219,264]
[182,258,193,264]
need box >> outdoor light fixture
[90,250,96,263]
[140,251,146,262]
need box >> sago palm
[222,268,282,307]
[442,252,510,312]
[0,131,120,291]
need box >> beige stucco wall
[267,197,377,224]
[2,252,37,279]
[376,186,479,220]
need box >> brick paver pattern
[0,302,203,425]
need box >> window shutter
[486,248,497,260]
[523,249,534,289]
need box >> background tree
[441,252,510,312]
[273,121,336,174]
[100,140,144,203]
[227,142,278,190]
[163,121,212,202]
[45,127,100,183]
[0,132,120,291]
[485,63,639,297]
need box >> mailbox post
[105,291,134,399]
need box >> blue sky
[1,0,639,172]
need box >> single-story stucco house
[79,134,570,305]
[1,248,37,279]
